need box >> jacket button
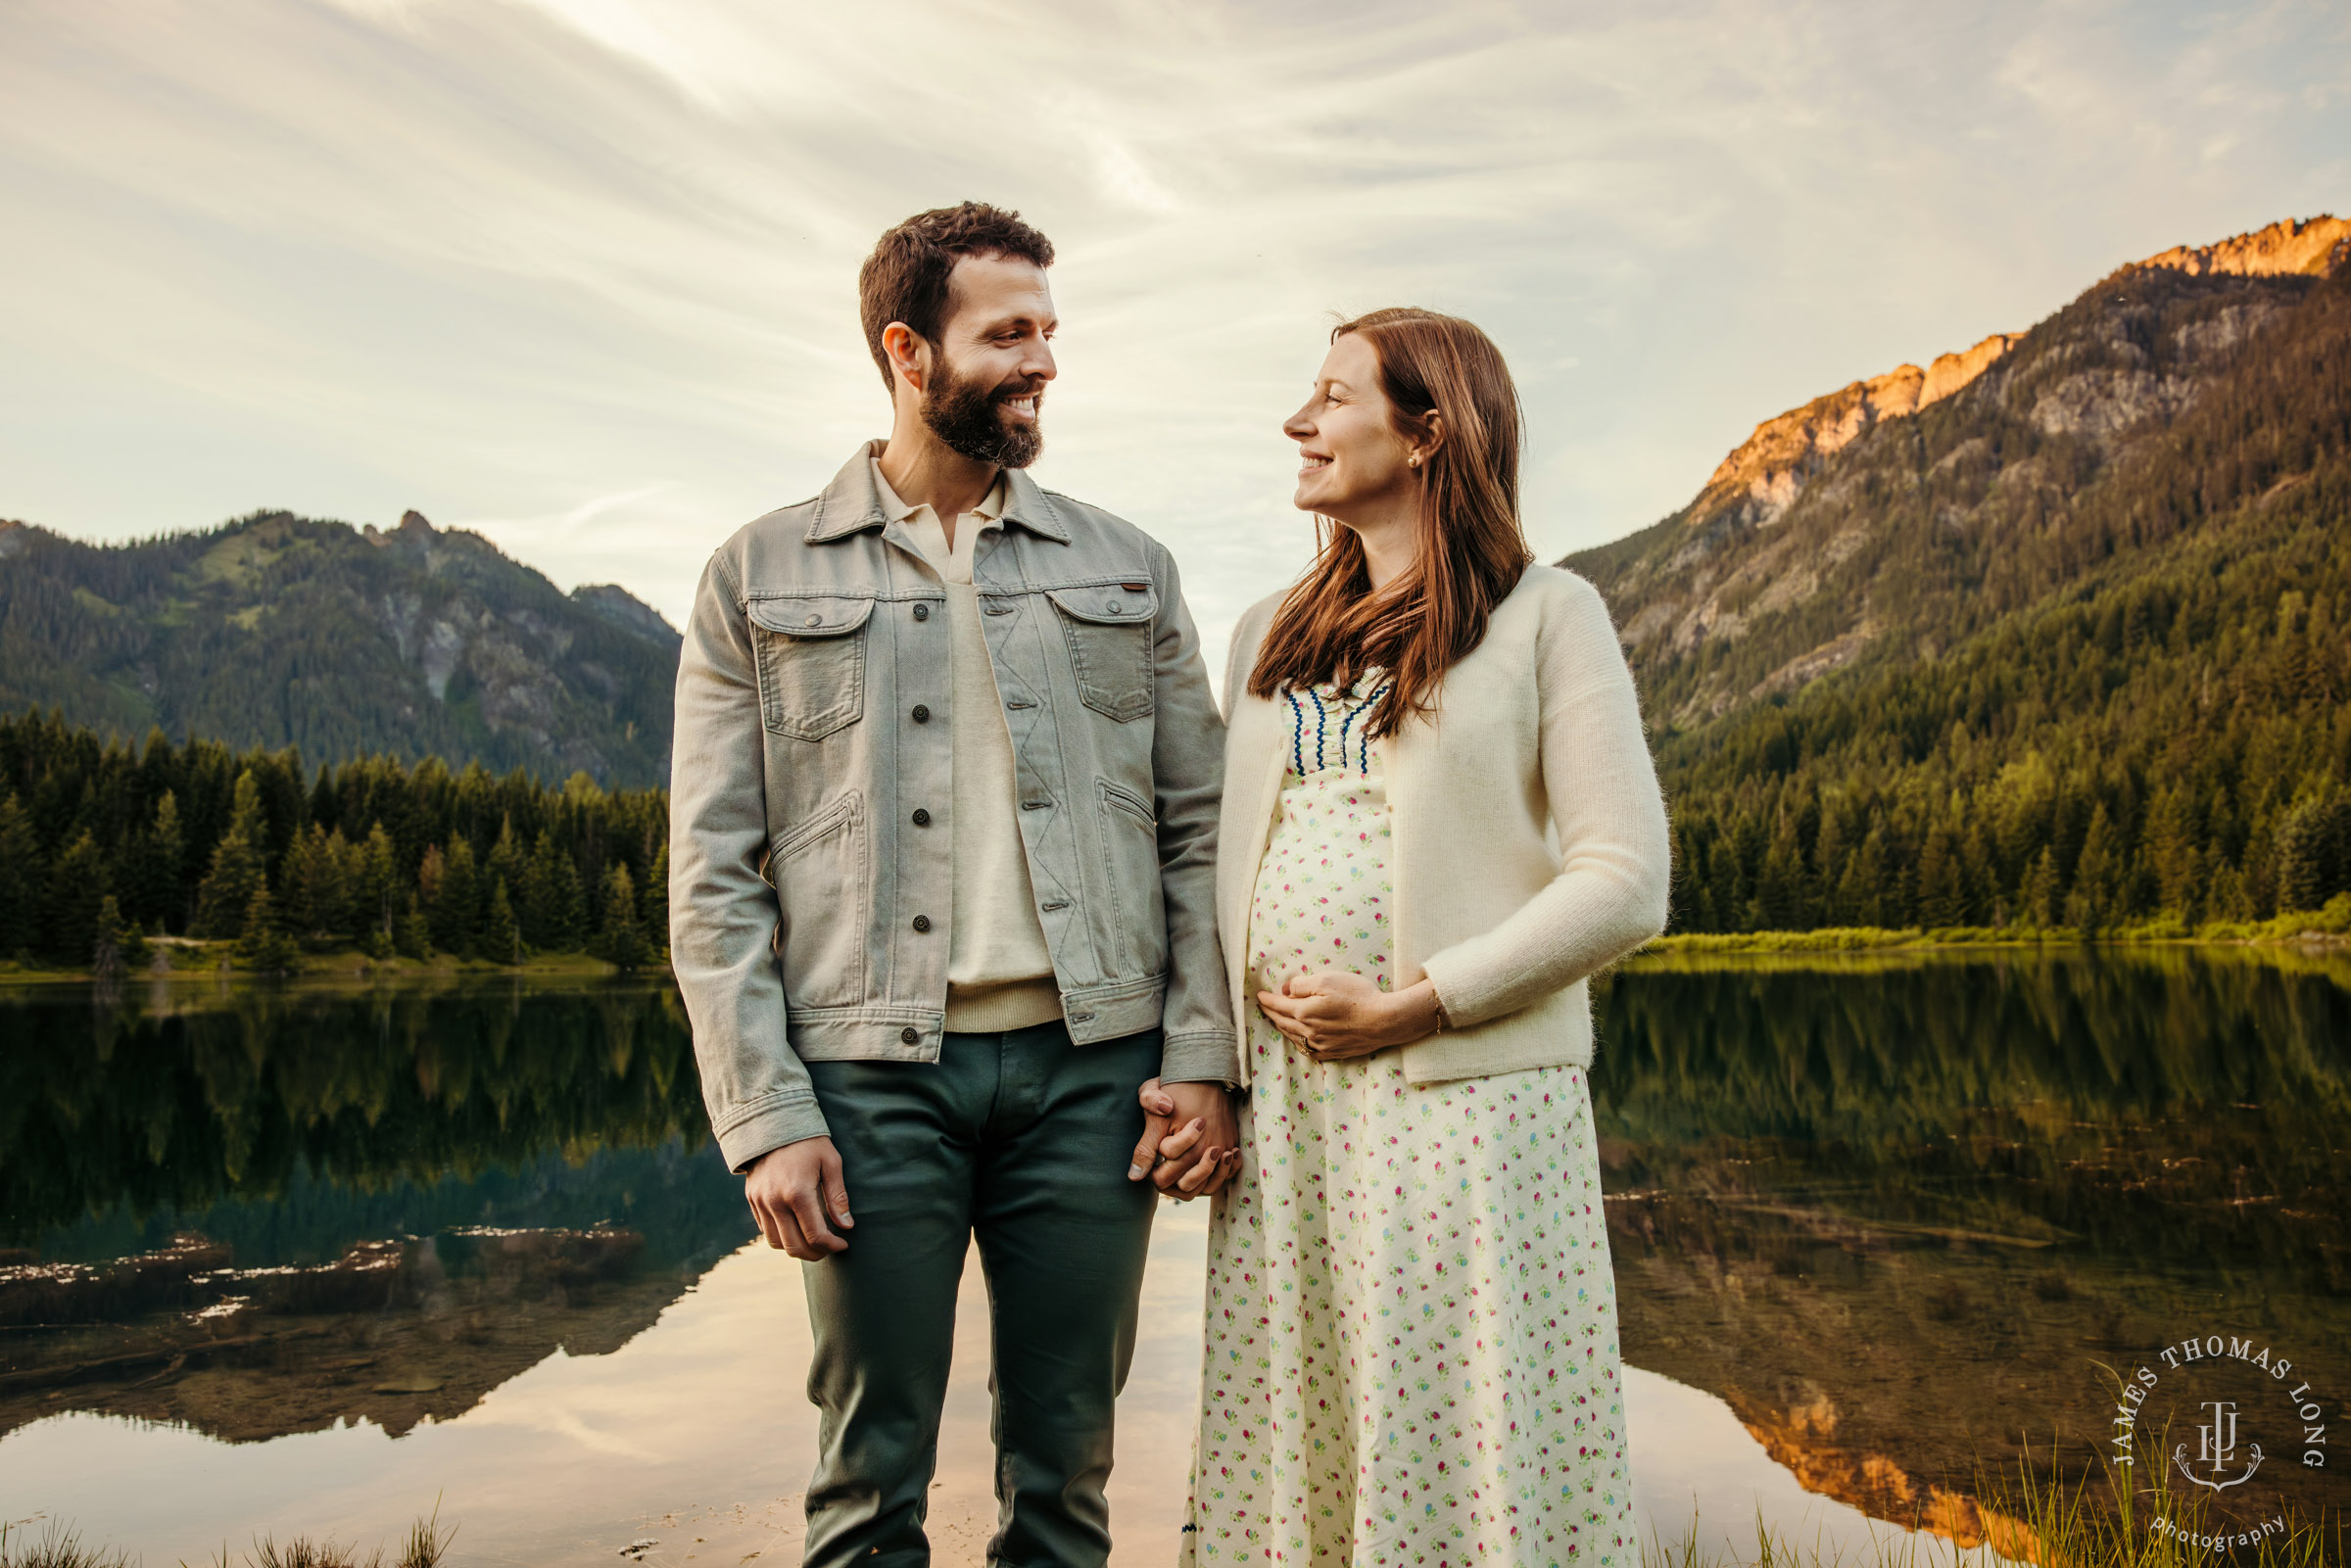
[804,613,822,627]
[912,603,931,621]
[911,915,933,932]
[910,704,931,723]
[899,1025,920,1045]
[911,808,932,827]
[1104,601,1122,614]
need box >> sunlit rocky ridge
[1570,214,2351,726]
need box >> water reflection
[0,979,749,1452]
[2,949,2346,1555]
[5,981,724,1260]
[1591,945,2351,1542]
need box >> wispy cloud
[2,0,2344,652]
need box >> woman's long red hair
[1248,308,1533,738]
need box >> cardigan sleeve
[1415,577,1672,1026]
[1223,594,1281,716]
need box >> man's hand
[744,1137,853,1259]
[1256,971,1443,1061]
[1128,1077,1240,1200]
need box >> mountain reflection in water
[1592,945,2351,1543]
[0,980,747,1448]
[1,949,2345,1552]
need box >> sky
[3,0,2347,652]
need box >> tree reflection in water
[0,978,749,1445]
[1590,945,2351,1543]
[2,950,2345,1544]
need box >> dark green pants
[799,1022,1161,1568]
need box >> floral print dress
[1180,674,1636,1568]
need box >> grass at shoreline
[0,1512,451,1568]
[6,1484,2338,1568]
[1637,894,2351,957]
[0,942,652,988]
[1645,1447,2344,1567]
[7,892,2345,987]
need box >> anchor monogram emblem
[2173,1400,2264,1493]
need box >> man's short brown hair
[858,202,1055,393]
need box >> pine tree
[422,838,480,957]
[523,830,585,950]
[1842,824,1892,928]
[193,771,269,938]
[394,890,433,961]
[281,824,355,941]
[0,793,40,960]
[87,895,149,974]
[137,789,186,934]
[1916,828,1968,929]
[641,842,669,957]
[2144,788,2204,923]
[354,823,399,946]
[1963,821,2000,926]
[2207,860,2256,923]
[1754,825,1807,930]
[237,881,298,974]
[42,831,111,967]
[2065,803,2126,932]
[1811,805,1854,923]
[2020,846,2060,929]
[486,817,526,926]
[2275,792,2348,912]
[92,894,129,977]
[593,863,647,970]
[485,877,523,965]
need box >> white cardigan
[1218,564,1672,1086]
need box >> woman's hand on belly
[1257,970,1445,1061]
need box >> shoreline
[0,944,661,988]
[7,907,2347,988]
[1636,899,2351,956]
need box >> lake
[3,949,2345,1565]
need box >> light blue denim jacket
[669,445,1237,1169]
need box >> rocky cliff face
[1686,330,2026,540]
[1566,214,2351,731]
[0,508,681,786]
[2138,213,2351,279]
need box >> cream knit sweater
[1218,564,1671,1086]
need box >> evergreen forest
[1570,240,2351,934]
[0,710,666,972]
[7,234,2350,964]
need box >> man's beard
[921,357,1044,469]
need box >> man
[668,201,1239,1568]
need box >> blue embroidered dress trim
[1281,671,1391,777]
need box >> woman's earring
[1408,453,1421,467]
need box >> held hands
[744,1136,853,1259]
[1256,970,1445,1061]
[1128,1077,1240,1201]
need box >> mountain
[0,508,680,787]
[1565,214,2351,933]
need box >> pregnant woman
[1155,308,1670,1566]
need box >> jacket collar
[806,440,1070,545]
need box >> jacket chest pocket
[1048,586,1156,723]
[747,596,876,741]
